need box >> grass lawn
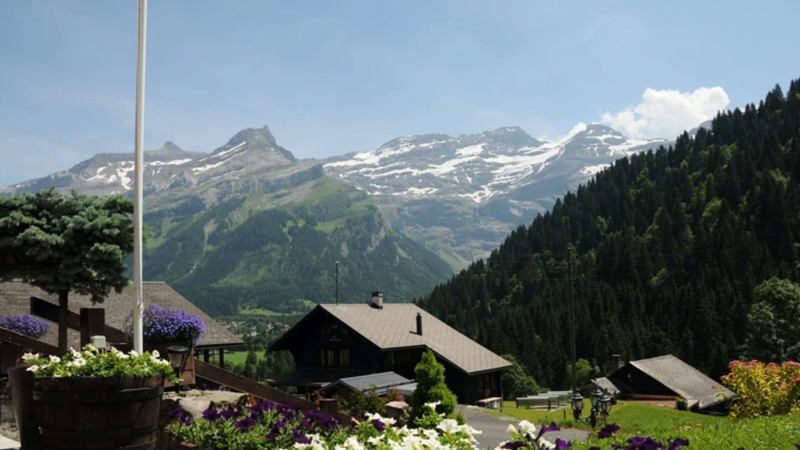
[492,400,800,449]
[222,351,251,367]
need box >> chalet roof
[303,303,511,374]
[328,372,412,393]
[0,281,243,349]
[627,355,734,409]
[270,368,372,387]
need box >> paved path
[457,405,589,449]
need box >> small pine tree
[409,350,457,419]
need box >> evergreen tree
[0,188,134,353]
[409,350,457,419]
[743,278,800,362]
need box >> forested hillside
[418,77,800,389]
[143,176,452,315]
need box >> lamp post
[571,384,612,427]
[166,345,190,390]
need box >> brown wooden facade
[270,307,504,404]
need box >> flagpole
[132,0,148,354]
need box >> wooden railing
[194,360,330,413]
[0,328,60,356]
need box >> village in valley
[1,2,800,450]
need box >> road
[457,405,590,449]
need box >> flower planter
[32,374,164,450]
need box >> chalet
[0,281,244,372]
[268,292,511,404]
[594,354,735,413]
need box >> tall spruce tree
[0,188,134,353]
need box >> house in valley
[268,292,511,404]
[591,354,735,413]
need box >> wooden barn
[268,292,511,405]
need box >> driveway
[457,405,590,449]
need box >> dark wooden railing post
[203,349,210,363]
[319,398,338,415]
[219,350,225,369]
[80,308,106,348]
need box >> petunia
[234,417,256,431]
[501,441,526,450]
[554,438,572,450]
[202,408,220,423]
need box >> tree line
[418,76,800,389]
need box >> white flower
[27,365,39,372]
[422,429,438,439]
[84,343,98,353]
[506,424,517,434]
[21,352,38,361]
[367,436,384,445]
[129,350,139,357]
[518,420,536,436]
[436,418,460,434]
[495,441,509,450]
[425,401,441,410]
[151,350,160,358]
[343,436,363,450]
[72,358,86,367]
[537,438,555,450]
[48,355,61,363]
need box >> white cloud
[600,87,730,139]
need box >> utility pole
[569,247,577,395]
[335,261,340,305]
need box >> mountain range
[1,121,689,312]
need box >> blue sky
[1,0,799,186]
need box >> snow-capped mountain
[324,123,671,267]
[1,125,311,210]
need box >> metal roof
[320,371,417,397]
[316,303,511,374]
[628,355,735,409]
[0,281,243,349]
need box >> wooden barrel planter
[32,375,164,450]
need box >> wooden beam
[194,360,339,415]
[79,308,105,348]
[219,349,225,370]
[30,297,129,345]
[0,328,59,356]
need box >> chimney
[416,312,423,335]
[610,354,621,373]
[371,291,383,309]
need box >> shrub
[675,398,688,411]
[340,386,385,418]
[126,305,206,345]
[0,314,50,338]
[382,386,405,403]
[721,359,800,418]
[409,350,457,419]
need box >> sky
[1,0,799,187]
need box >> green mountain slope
[418,77,800,388]
[144,176,453,315]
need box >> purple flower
[293,430,310,444]
[502,441,527,450]
[202,408,220,423]
[235,417,256,431]
[0,314,50,338]
[371,419,386,432]
[274,419,286,431]
[266,432,280,441]
[179,416,193,426]
[669,438,689,450]
[541,422,560,433]
[124,305,206,345]
[598,423,620,439]
[220,409,240,420]
[554,439,572,450]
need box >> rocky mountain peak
[222,125,277,150]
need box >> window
[339,349,351,367]
[327,350,335,366]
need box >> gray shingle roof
[318,303,511,374]
[629,355,734,409]
[336,372,412,392]
[0,281,243,349]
